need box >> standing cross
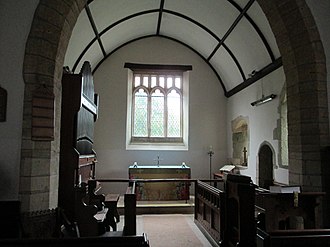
[243,147,247,164]
[154,155,163,166]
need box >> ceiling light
[248,69,258,78]
[251,94,276,106]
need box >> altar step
[117,196,195,215]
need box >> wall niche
[231,116,249,166]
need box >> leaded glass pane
[132,72,184,142]
[167,77,173,88]
[167,90,181,137]
[133,89,148,137]
[175,77,181,89]
[151,89,164,137]
[159,77,165,88]
[143,76,148,87]
[151,76,157,88]
[134,76,141,87]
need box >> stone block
[289,171,303,185]
[30,175,50,193]
[36,4,65,29]
[304,160,322,175]
[289,159,303,174]
[31,158,51,176]
[29,192,51,212]
[20,176,32,193]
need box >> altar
[128,165,191,201]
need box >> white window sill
[126,142,188,151]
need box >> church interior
[1,0,330,246]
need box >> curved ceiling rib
[72,8,160,72]
[93,34,228,94]
[72,7,244,88]
[160,9,245,81]
[207,0,255,61]
[66,0,282,97]
[227,0,275,61]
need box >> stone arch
[257,0,329,191]
[20,0,328,211]
[20,0,86,212]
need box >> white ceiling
[64,0,282,97]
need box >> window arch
[125,63,191,150]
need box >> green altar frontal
[128,165,191,201]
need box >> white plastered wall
[93,37,227,194]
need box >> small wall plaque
[0,86,7,122]
[32,85,55,141]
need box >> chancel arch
[20,0,329,213]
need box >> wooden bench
[104,193,120,231]
[257,228,330,247]
[87,180,120,232]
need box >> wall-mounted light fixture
[251,94,276,106]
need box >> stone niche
[231,116,249,166]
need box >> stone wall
[20,0,86,212]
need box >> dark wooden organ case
[58,61,99,221]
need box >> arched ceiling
[64,0,282,97]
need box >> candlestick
[208,146,214,180]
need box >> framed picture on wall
[0,86,7,122]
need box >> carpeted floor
[136,214,212,247]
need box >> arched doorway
[258,144,274,189]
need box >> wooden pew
[123,181,137,236]
[194,180,225,246]
[195,174,330,247]
[255,189,325,231]
[73,179,138,238]
[74,184,108,237]
[87,180,120,231]
[257,228,330,247]
[255,187,330,247]
[194,174,255,247]
[225,174,256,247]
